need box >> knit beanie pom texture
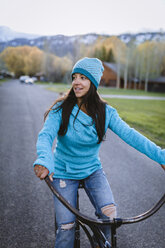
[71,57,104,88]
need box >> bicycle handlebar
[121,193,165,224]
[45,176,165,227]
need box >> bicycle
[45,176,165,248]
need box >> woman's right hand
[34,164,54,181]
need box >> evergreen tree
[100,46,107,61]
[106,48,115,62]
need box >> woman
[34,57,165,248]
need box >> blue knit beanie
[71,57,104,89]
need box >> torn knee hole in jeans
[59,179,66,188]
[101,204,117,220]
[61,222,75,230]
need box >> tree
[100,46,107,61]
[0,45,73,82]
[123,42,138,90]
[106,48,115,62]
[42,52,72,82]
[137,41,163,91]
[24,47,43,76]
[0,46,43,77]
[0,56,8,71]
[0,47,25,76]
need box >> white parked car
[25,77,34,84]
[19,75,29,83]
[19,75,35,84]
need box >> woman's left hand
[160,164,165,170]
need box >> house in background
[148,77,165,92]
[101,62,141,89]
[35,72,47,82]
[101,62,165,92]
[101,62,120,87]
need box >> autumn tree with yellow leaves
[0,46,73,82]
[91,36,165,91]
[91,36,127,88]
[132,41,165,91]
[42,52,72,82]
[1,39,165,89]
[0,46,43,77]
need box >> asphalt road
[0,80,164,248]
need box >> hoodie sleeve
[33,108,61,175]
[107,106,165,165]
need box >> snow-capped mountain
[0,26,40,42]
[119,31,165,44]
[0,26,164,57]
[0,28,101,57]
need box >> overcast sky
[0,0,165,36]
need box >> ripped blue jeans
[52,168,116,248]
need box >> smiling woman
[33,57,165,248]
[72,73,91,101]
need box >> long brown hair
[45,84,106,143]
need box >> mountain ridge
[0,26,165,57]
[0,26,41,42]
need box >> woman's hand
[161,164,165,171]
[34,164,54,181]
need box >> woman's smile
[72,73,91,99]
[74,87,83,92]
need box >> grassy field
[45,84,165,148]
[105,98,165,148]
[98,87,165,97]
[45,83,165,97]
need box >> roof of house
[148,76,165,83]
[103,62,165,84]
[103,62,118,74]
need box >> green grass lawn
[98,87,165,97]
[105,98,165,148]
[45,83,165,148]
[46,83,165,97]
